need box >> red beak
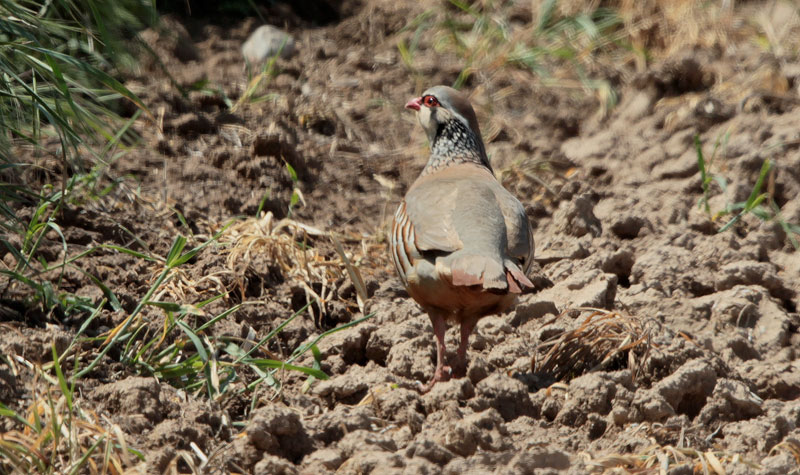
[405,97,422,111]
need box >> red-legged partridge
[391,85,535,393]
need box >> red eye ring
[422,95,440,107]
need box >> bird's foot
[417,365,452,394]
[452,359,468,379]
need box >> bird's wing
[402,170,465,253]
[491,182,534,269]
[407,164,531,255]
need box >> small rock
[373,386,425,424]
[424,378,475,413]
[718,334,760,362]
[715,379,763,415]
[317,322,377,364]
[653,358,717,417]
[254,454,298,475]
[740,358,800,400]
[366,313,418,363]
[561,130,615,163]
[439,420,480,457]
[387,336,435,382]
[697,378,763,423]
[306,405,374,445]
[555,374,617,427]
[242,25,296,64]
[472,373,534,421]
[537,269,618,309]
[246,404,310,461]
[439,408,508,456]
[540,394,562,421]
[338,430,397,457]
[633,391,675,421]
[443,453,513,474]
[402,457,439,474]
[509,300,559,326]
[466,355,490,385]
[706,285,794,351]
[89,377,167,429]
[721,418,787,454]
[301,448,343,471]
[475,316,514,346]
[553,193,602,238]
[313,373,369,402]
[715,260,793,301]
[504,448,571,472]
[337,450,405,473]
[760,450,799,475]
[405,438,455,466]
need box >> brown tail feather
[446,254,535,296]
[505,262,535,295]
[448,254,507,291]
[451,266,483,287]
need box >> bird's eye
[422,95,440,107]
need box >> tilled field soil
[2,1,800,473]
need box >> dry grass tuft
[0,360,138,474]
[771,438,800,465]
[222,212,370,319]
[533,309,658,382]
[151,266,229,307]
[585,442,762,474]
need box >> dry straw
[585,442,762,474]
[0,355,135,473]
[533,308,658,382]
[223,211,369,319]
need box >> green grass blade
[165,235,187,267]
[101,244,157,261]
[537,0,558,32]
[744,159,771,210]
[52,344,73,412]
[59,299,105,364]
[76,268,122,312]
[233,301,310,364]
[244,359,329,379]
[0,402,35,430]
[146,301,202,315]
[18,44,152,118]
[196,304,240,332]
[67,434,104,475]
[176,320,216,398]
[75,265,171,378]
[287,312,376,365]
[695,135,711,214]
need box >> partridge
[391,86,535,393]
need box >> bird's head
[405,86,484,148]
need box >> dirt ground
[2,0,800,473]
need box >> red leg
[453,317,477,378]
[419,310,452,393]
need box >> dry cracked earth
[2,0,800,473]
